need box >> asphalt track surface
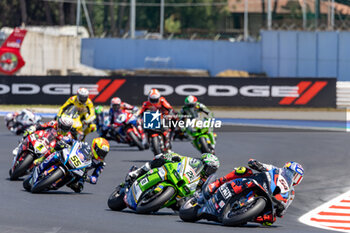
[1,119,350,233]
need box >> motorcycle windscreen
[64,142,91,174]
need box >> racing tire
[10,153,34,180]
[151,137,162,155]
[222,197,266,226]
[23,176,32,191]
[108,186,127,211]
[199,137,211,153]
[128,131,144,151]
[31,168,64,193]
[179,197,201,222]
[136,186,176,214]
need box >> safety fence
[0,76,336,108]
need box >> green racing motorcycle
[108,156,205,214]
[187,124,216,154]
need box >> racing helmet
[200,153,220,177]
[92,137,110,162]
[77,88,89,104]
[148,89,161,104]
[111,97,122,110]
[58,116,73,135]
[184,95,198,107]
[95,105,104,115]
[283,161,304,186]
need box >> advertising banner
[0,76,336,107]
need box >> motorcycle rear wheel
[108,186,127,211]
[136,186,175,214]
[31,168,64,193]
[222,196,266,226]
[10,153,34,180]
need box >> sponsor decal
[219,185,232,200]
[140,177,148,186]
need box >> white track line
[300,190,350,232]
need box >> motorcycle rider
[109,97,146,145]
[95,105,109,138]
[206,159,304,226]
[36,137,110,193]
[126,152,220,192]
[12,115,74,160]
[16,116,75,165]
[181,95,214,120]
[137,89,175,151]
[179,95,215,141]
[5,109,41,135]
[57,87,96,140]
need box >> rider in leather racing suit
[206,159,304,226]
[137,89,174,150]
[12,116,74,165]
[109,97,145,144]
[37,137,110,193]
[126,152,220,192]
[57,88,96,139]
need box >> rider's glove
[248,159,264,171]
[86,175,97,184]
[54,140,67,151]
[171,156,181,162]
[23,126,36,137]
[33,156,46,166]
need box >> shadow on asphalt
[121,160,149,163]
[20,189,93,195]
[176,219,279,228]
[105,208,177,216]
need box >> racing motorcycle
[9,128,56,180]
[23,141,92,193]
[110,111,145,150]
[188,125,216,154]
[5,109,42,135]
[179,170,287,226]
[108,157,205,214]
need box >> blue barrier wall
[81,39,261,76]
[81,31,350,80]
[261,30,350,81]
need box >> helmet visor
[78,95,88,103]
[58,121,71,132]
[93,143,108,160]
[150,98,159,104]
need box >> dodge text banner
[0,76,336,107]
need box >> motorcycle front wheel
[222,196,266,226]
[151,136,162,155]
[136,186,175,214]
[128,131,144,151]
[10,153,34,180]
[108,186,127,211]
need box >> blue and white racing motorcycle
[23,141,92,193]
